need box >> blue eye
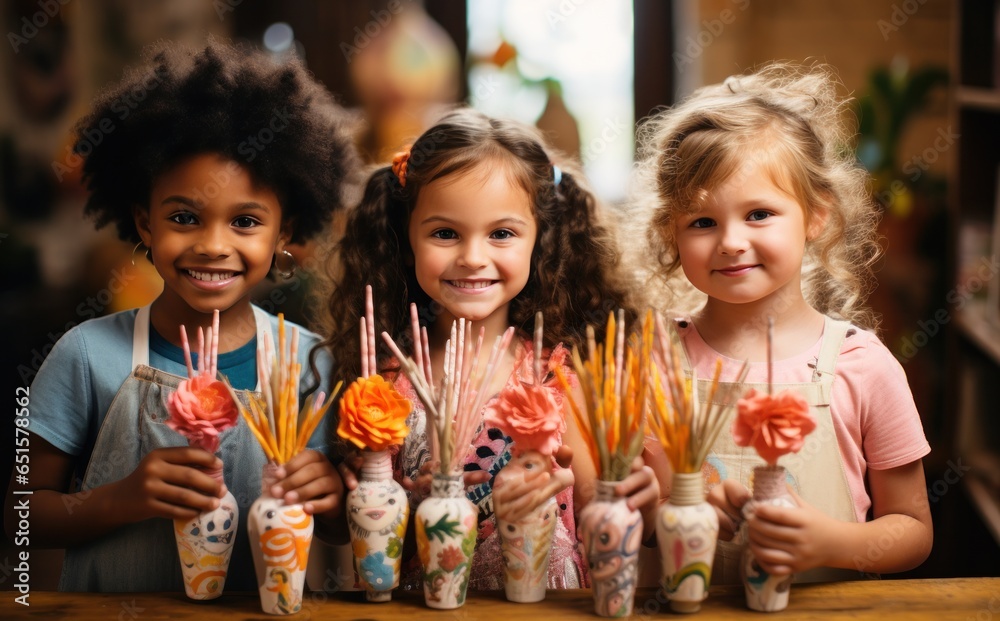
[748,210,771,222]
[690,217,715,229]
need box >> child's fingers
[540,468,574,499]
[463,470,490,486]
[624,481,659,513]
[155,461,226,499]
[498,489,545,522]
[302,492,341,517]
[271,454,337,499]
[281,477,337,509]
[338,462,359,490]
[152,479,222,514]
[157,446,224,470]
[554,445,573,469]
[748,541,796,576]
[149,498,202,520]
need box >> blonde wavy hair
[627,62,881,330]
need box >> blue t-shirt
[29,306,332,479]
[149,325,258,390]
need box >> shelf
[966,475,1000,546]
[955,301,1000,365]
[957,87,1000,112]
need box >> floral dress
[390,339,588,590]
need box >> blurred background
[2,0,997,586]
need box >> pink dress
[390,339,588,590]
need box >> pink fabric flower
[733,388,816,465]
[167,374,239,453]
[485,381,565,457]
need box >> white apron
[59,305,272,592]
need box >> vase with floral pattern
[414,473,477,609]
[248,463,314,615]
[657,471,718,613]
[578,479,643,617]
[347,449,409,602]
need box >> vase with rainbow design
[346,449,409,602]
[247,463,314,615]
[657,472,718,613]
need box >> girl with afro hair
[7,40,360,592]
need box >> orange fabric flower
[337,374,411,451]
[485,381,565,457]
[391,145,411,187]
[733,388,816,465]
[167,374,239,453]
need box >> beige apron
[676,316,868,584]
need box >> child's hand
[613,455,660,543]
[402,460,491,507]
[493,446,574,523]
[745,488,835,576]
[269,450,345,519]
[336,452,364,491]
[708,479,750,541]
[115,447,226,520]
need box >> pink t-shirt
[676,319,931,523]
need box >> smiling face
[348,482,404,533]
[408,161,537,330]
[673,160,823,310]
[135,153,284,318]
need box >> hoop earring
[275,248,297,280]
[131,241,151,266]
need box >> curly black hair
[73,39,359,245]
[315,108,635,384]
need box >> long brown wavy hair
[314,108,632,385]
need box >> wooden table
[7,578,999,620]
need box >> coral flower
[733,388,816,465]
[437,545,465,572]
[337,374,411,451]
[167,374,239,453]
[485,381,565,457]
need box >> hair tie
[552,165,562,188]
[391,145,412,187]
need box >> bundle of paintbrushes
[381,302,515,475]
[554,309,649,481]
[646,313,749,474]
[230,314,338,464]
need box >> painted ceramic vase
[173,467,238,600]
[414,473,477,609]
[578,480,643,617]
[657,471,719,613]
[247,463,315,615]
[346,449,409,602]
[493,450,558,603]
[741,465,795,612]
